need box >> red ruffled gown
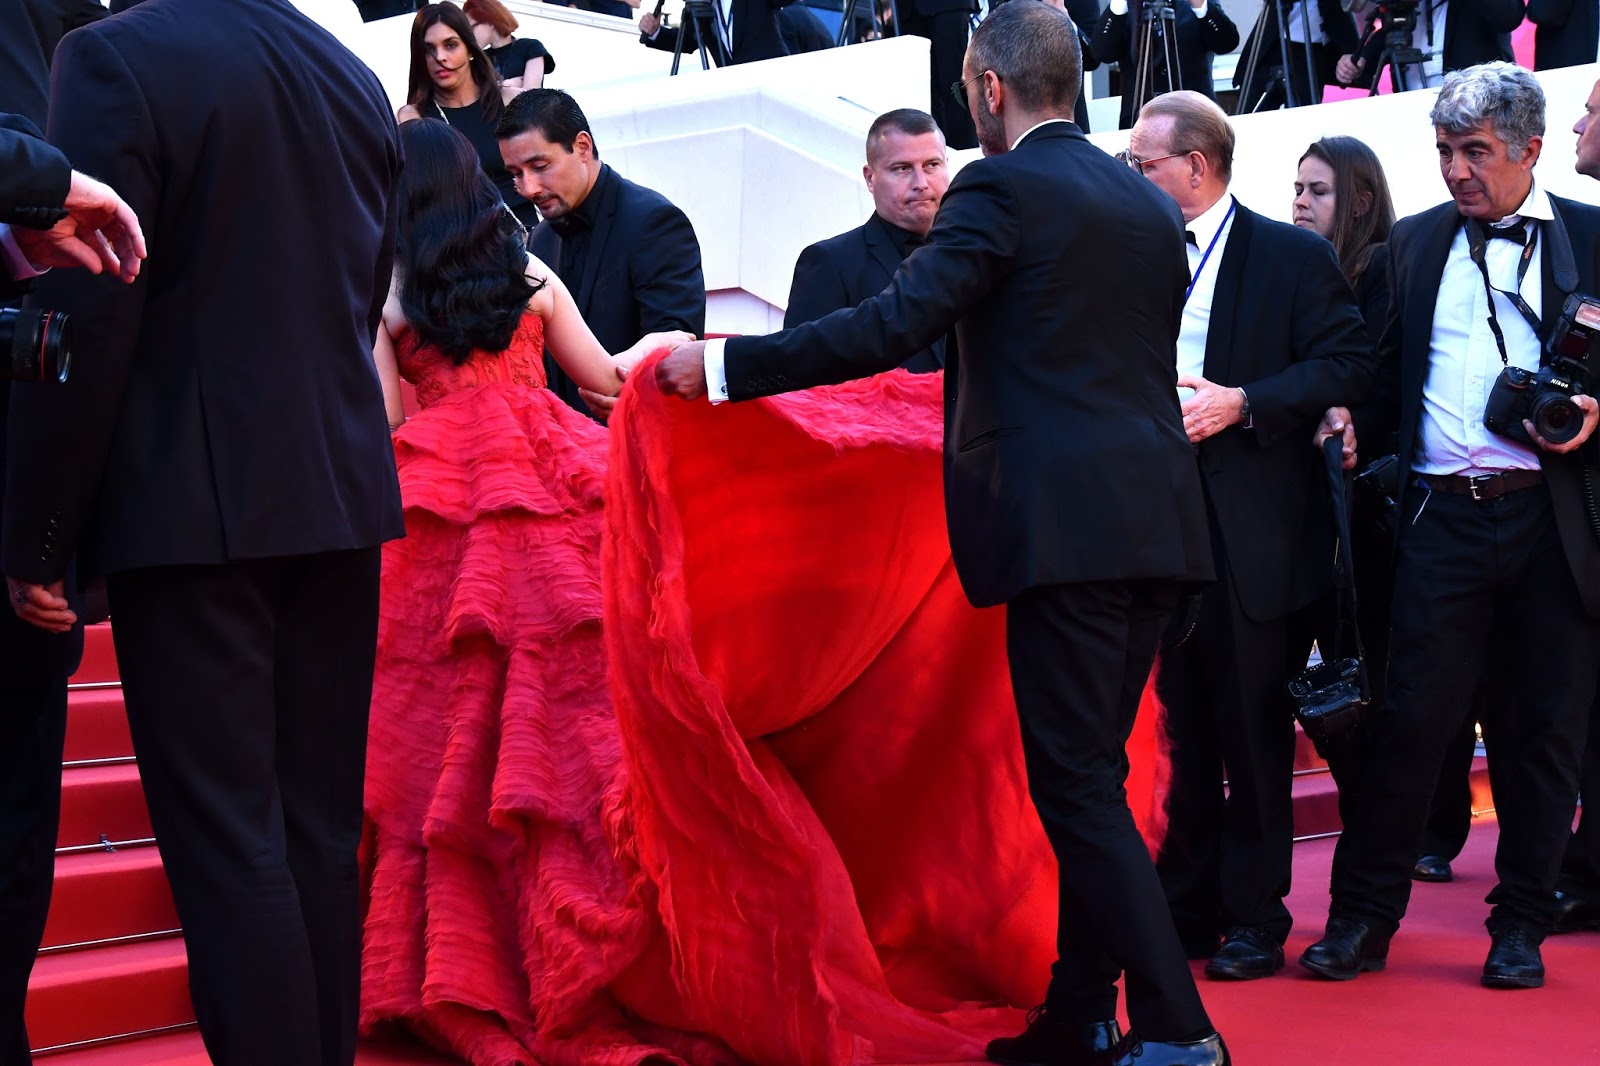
[361,318,1174,1065]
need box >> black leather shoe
[1299,916,1389,980]
[1411,855,1454,882]
[1482,926,1545,989]
[1552,890,1600,934]
[1203,926,1284,980]
[987,1007,1130,1066]
[1114,1032,1230,1066]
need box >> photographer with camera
[1302,63,1600,992]
[1333,0,1523,92]
[1092,0,1240,129]
[0,110,143,1065]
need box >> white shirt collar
[1010,118,1076,151]
[1185,191,1235,248]
[1493,179,1554,226]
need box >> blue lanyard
[1186,201,1235,303]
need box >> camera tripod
[1233,0,1318,114]
[1365,2,1433,94]
[1129,0,1182,116]
[670,0,733,73]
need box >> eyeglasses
[1116,148,1187,175]
[950,71,992,108]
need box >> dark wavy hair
[1299,136,1396,288]
[407,3,503,123]
[395,119,543,364]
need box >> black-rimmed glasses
[1115,148,1187,176]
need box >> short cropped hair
[462,0,518,36]
[1431,61,1546,161]
[865,109,942,165]
[966,1,1081,114]
[497,88,598,159]
[1138,90,1235,184]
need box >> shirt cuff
[705,338,730,404]
[0,224,46,281]
[1109,0,1128,12]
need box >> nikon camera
[1484,292,1597,447]
[0,307,72,385]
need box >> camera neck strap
[1465,217,1542,367]
[1321,436,1369,698]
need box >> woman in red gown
[361,119,1174,1066]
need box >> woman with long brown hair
[397,2,539,230]
[1292,135,1397,342]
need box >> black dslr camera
[0,307,72,384]
[1484,292,1598,447]
[1289,657,1367,757]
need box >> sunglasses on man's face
[950,71,991,109]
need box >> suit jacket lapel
[862,216,904,286]
[575,167,618,319]
[1202,198,1246,384]
[1540,197,1581,326]
[1398,205,1462,456]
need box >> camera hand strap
[1466,218,1542,368]
[1321,436,1369,699]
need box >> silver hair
[1431,62,1546,161]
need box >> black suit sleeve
[633,200,707,337]
[3,30,154,584]
[63,0,110,31]
[1091,7,1129,62]
[1195,1,1241,53]
[1318,0,1360,53]
[782,242,851,330]
[1239,236,1376,446]
[725,162,1019,399]
[1459,0,1529,32]
[1524,0,1573,21]
[0,117,71,224]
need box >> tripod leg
[1165,12,1181,93]
[1233,7,1270,117]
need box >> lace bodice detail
[397,314,547,410]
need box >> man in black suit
[1125,91,1371,982]
[0,113,143,1066]
[657,5,1228,1063]
[0,0,106,133]
[899,0,981,150]
[1234,0,1358,112]
[784,108,947,373]
[2,2,402,1063]
[1300,62,1600,991]
[638,0,802,63]
[501,89,705,422]
[1528,0,1597,69]
[1334,0,1525,90]
[1093,0,1240,129]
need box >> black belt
[1420,469,1544,501]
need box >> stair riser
[71,624,119,687]
[58,767,152,851]
[64,689,135,765]
[42,852,178,951]
[26,947,192,1053]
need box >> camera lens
[0,307,73,385]
[1530,392,1582,445]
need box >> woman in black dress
[397,3,540,232]
[464,0,556,89]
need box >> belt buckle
[1468,474,1494,501]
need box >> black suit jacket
[1371,196,1600,618]
[1193,202,1375,622]
[642,0,800,64]
[1527,0,1597,68]
[783,214,943,373]
[0,0,107,131]
[527,163,705,419]
[1094,0,1241,129]
[3,0,404,585]
[0,114,70,239]
[723,122,1214,608]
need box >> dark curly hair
[395,119,543,364]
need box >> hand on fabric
[578,387,618,421]
[616,330,696,378]
[6,577,75,633]
[12,171,147,281]
[656,339,708,400]
[1526,394,1600,454]
[1314,406,1359,469]
[1177,374,1245,443]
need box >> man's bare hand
[639,11,661,34]
[1314,406,1359,469]
[13,171,147,282]
[1527,394,1600,454]
[578,387,618,421]
[1177,374,1245,443]
[6,577,75,633]
[1336,54,1365,86]
[655,340,709,400]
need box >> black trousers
[1329,483,1598,937]
[106,549,382,1066]
[1154,555,1311,946]
[900,8,977,150]
[1417,712,1478,861]
[1008,580,1210,1042]
[1558,685,1600,897]
[0,669,67,1066]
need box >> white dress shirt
[0,224,46,282]
[1411,0,1447,87]
[1414,182,1554,476]
[1176,192,1237,400]
[1286,0,1326,44]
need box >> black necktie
[1185,231,1198,247]
[1486,220,1529,245]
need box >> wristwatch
[1237,387,1253,429]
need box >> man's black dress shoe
[986,1008,1130,1066]
[1299,915,1389,980]
[1203,926,1283,980]
[1411,855,1453,882]
[1552,890,1600,934]
[1482,926,1545,989]
[1113,1032,1230,1065]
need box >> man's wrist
[0,224,47,280]
[1236,387,1252,428]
